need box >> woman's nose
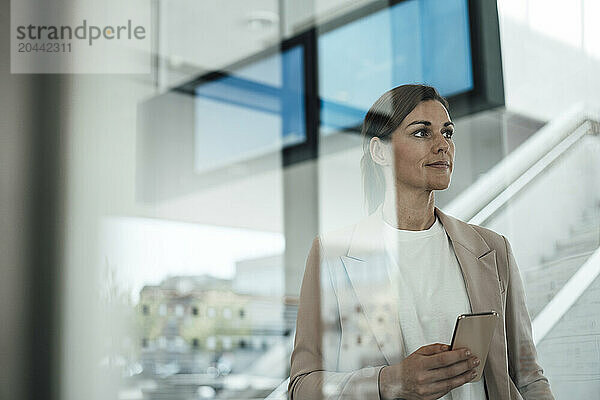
[433,132,450,153]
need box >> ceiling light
[245,10,279,31]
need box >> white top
[381,213,487,400]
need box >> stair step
[541,276,600,337]
[570,221,600,237]
[522,252,595,318]
[544,240,599,262]
[527,264,599,319]
[527,251,593,278]
[581,202,600,217]
[525,202,600,331]
[523,265,580,293]
[567,225,600,242]
[555,233,600,252]
[536,334,600,381]
[571,214,600,234]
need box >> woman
[288,85,554,400]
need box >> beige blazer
[289,206,554,400]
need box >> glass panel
[51,1,600,400]
[481,134,600,397]
[98,216,287,398]
[194,46,306,173]
[319,0,473,133]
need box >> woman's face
[389,100,455,192]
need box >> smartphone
[450,311,500,382]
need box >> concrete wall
[498,0,600,120]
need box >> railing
[264,378,289,400]
[445,102,600,344]
[445,102,600,222]
[532,247,600,344]
[466,120,592,226]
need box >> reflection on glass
[194,46,305,173]
[99,218,286,399]
[481,129,600,398]
[319,0,473,133]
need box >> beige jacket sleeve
[502,235,555,400]
[288,237,385,400]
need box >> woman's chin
[430,179,451,191]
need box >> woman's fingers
[382,345,476,399]
[415,343,450,356]
[425,356,479,382]
[426,367,478,395]
[423,347,472,369]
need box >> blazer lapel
[435,207,507,400]
[341,210,405,365]
[434,207,503,315]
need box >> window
[159,303,167,316]
[319,0,473,132]
[175,304,184,317]
[192,46,306,173]
[206,336,216,350]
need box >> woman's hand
[378,343,479,400]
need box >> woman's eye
[413,129,454,138]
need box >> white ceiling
[159,0,377,86]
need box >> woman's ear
[369,137,391,166]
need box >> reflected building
[137,272,286,377]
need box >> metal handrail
[445,102,600,346]
[445,102,600,221]
[264,377,289,400]
[532,247,600,344]
[468,121,592,225]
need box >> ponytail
[360,144,386,214]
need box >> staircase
[522,200,600,398]
[523,202,600,318]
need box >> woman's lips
[426,164,450,169]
